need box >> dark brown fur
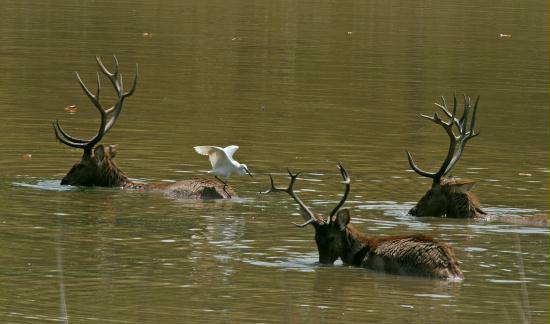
[314,209,464,280]
[62,145,234,199]
[410,179,548,227]
[409,177,486,218]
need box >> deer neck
[100,162,131,188]
[341,224,371,266]
[447,192,486,218]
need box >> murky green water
[0,0,548,323]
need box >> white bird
[194,145,252,194]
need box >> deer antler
[406,95,480,184]
[53,56,138,155]
[262,169,324,227]
[328,161,351,223]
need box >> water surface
[0,0,548,323]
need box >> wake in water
[13,180,74,192]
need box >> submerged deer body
[264,163,463,280]
[53,56,234,199]
[406,96,547,226]
[406,95,485,218]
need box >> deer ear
[93,145,105,163]
[108,145,118,159]
[449,181,477,194]
[335,208,351,231]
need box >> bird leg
[215,175,232,198]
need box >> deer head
[263,163,362,264]
[406,95,485,218]
[54,56,137,187]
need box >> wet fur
[312,211,463,280]
[341,224,463,279]
[448,191,485,218]
[410,177,486,218]
[61,145,234,199]
[138,178,235,199]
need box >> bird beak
[246,168,253,177]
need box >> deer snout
[408,206,417,216]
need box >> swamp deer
[406,95,486,218]
[263,163,464,280]
[405,96,548,226]
[53,56,234,199]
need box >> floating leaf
[64,105,78,114]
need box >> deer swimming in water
[263,163,464,280]
[53,56,235,199]
[406,95,486,218]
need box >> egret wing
[223,145,240,159]
[194,146,230,169]
[194,146,215,156]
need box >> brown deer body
[264,164,464,280]
[54,56,234,199]
[406,96,547,226]
[495,214,549,228]
[407,95,485,218]
[408,177,485,218]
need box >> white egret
[194,145,252,196]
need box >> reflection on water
[0,0,548,323]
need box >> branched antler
[53,56,138,155]
[262,169,323,227]
[328,161,351,223]
[406,95,480,183]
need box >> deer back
[487,214,549,228]
[140,178,235,199]
[362,235,464,279]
